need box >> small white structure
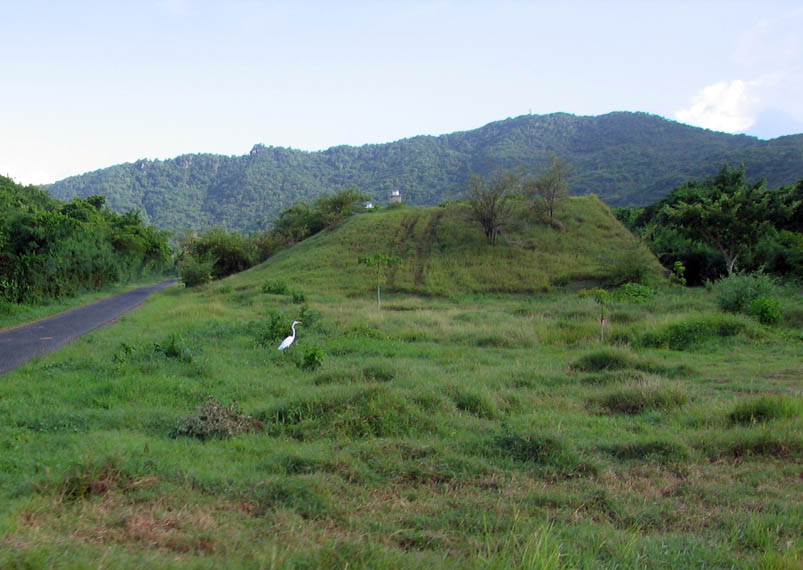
[389,189,402,204]
[364,201,374,209]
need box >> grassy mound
[240,196,662,297]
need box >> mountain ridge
[46,112,803,233]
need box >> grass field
[0,201,800,568]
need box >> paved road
[0,280,177,375]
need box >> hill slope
[237,196,662,297]
[46,112,803,233]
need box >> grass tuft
[729,395,802,425]
[592,380,688,414]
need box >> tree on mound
[525,155,574,223]
[465,170,522,245]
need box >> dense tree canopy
[0,176,171,304]
[617,167,803,283]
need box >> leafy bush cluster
[711,272,778,313]
[0,176,171,303]
[709,272,783,325]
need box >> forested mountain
[46,112,803,233]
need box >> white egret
[278,320,302,350]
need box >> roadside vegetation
[1,190,800,568]
[0,175,172,310]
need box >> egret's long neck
[291,323,297,336]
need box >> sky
[2,0,802,186]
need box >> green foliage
[621,168,803,283]
[604,244,655,286]
[172,396,264,440]
[670,260,687,286]
[299,346,324,371]
[178,256,213,287]
[712,272,778,313]
[0,176,171,304]
[748,297,782,325]
[612,282,655,303]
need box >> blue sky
[2,0,802,185]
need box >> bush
[612,282,655,303]
[179,256,214,287]
[712,272,777,313]
[172,397,264,440]
[248,312,291,347]
[747,297,781,325]
[299,347,324,371]
[605,245,654,286]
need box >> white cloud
[674,79,759,133]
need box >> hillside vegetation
[1,193,800,568]
[46,112,803,233]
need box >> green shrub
[747,297,781,325]
[179,256,214,287]
[291,290,306,303]
[172,396,264,440]
[605,245,654,286]
[712,273,777,313]
[729,396,802,425]
[248,312,290,347]
[613,282,655,303]
[299,346,324,371]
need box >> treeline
[616,166,803,285]
[177,188,369,286]
[47,112,803,233]
[0,176,171,303]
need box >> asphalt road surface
[0,280,176,375]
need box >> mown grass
[0,202,801,568]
